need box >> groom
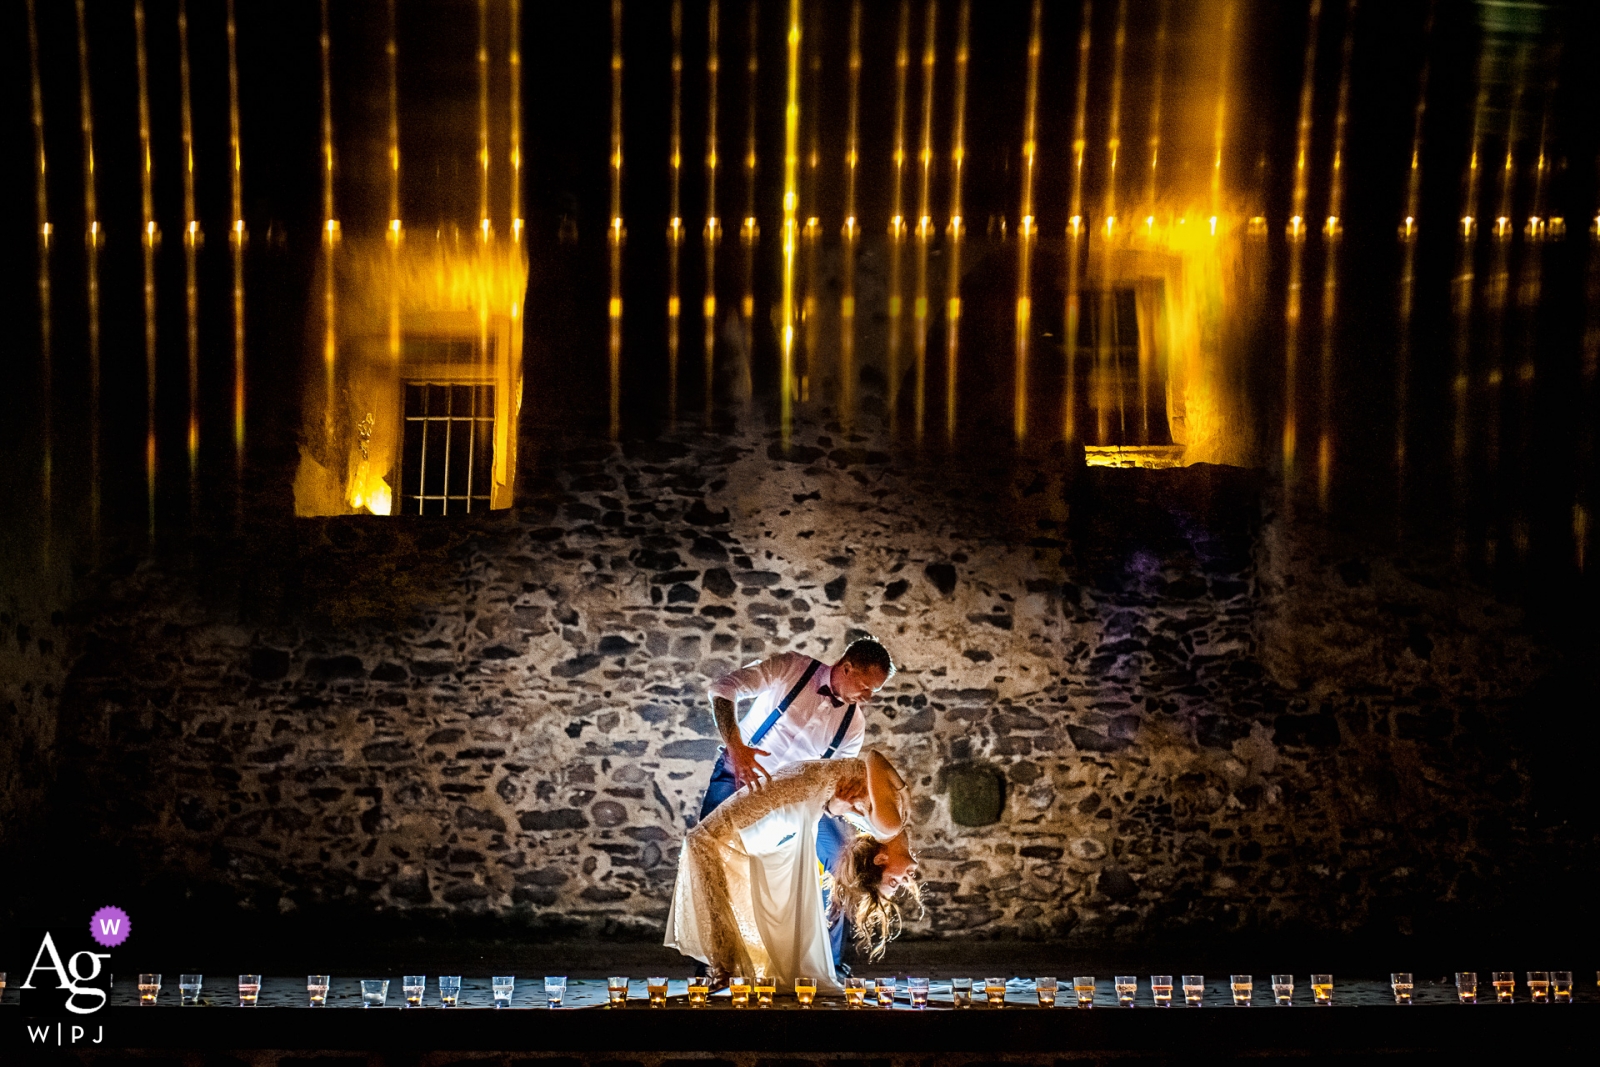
[698,636,896,966]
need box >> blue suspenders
[821,704,856,758]
[745,658,857,756]
[749,658,822,746]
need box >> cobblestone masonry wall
[40,424,1567,943]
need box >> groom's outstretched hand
[728,741,772,790]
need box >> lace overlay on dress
[665,758,864,989]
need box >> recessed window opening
[399,382,495,515]
[1076,286,1172,447]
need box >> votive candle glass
[1116,975,1138,1006]
[1074,976,1096,1008]
[1272,974,1293,1005]
[238,975,261,1007]
[1455,972,1477,1004]
[307,975,330,1007]
[1035,976,1057,1007]
[1151,975,1173,1007]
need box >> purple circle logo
[90,905,131,948]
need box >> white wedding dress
[665,758,863,994]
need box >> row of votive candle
[132,975,568,1007]
[119,970,1586,1007]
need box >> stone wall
[34,419,1580,947]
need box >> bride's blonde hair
[828,833,923,962]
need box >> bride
[664,750,919,994]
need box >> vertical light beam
[1139,0,1171,442]
[319,0,337,453]
[1395,2,1433,529]
[778,0,802,446]
[1063,0,1091,443]
[1315,0,1353,512]
[1145,0,1168,221]
[478,0,491,240]
[1014,0,1041,443]
[703,0,720,426]
[887,1,910,433]
[387,0,401,373]
[227,0,246,497]
[912,1,937,443]
[669,0,684,425]
[26,0,52,549]
[1451,49,1491,561]
[135,0,158,545]
[944,0,969,443]
[1098,0,1128,444]
[1282,0,1321,485]
[510,0,522,244]
[609,0,625,439]
[840,0,861,434]
[740,0,759,404]
[75,0,101,551]
[179,0,200,513]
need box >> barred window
[399,383,495,515]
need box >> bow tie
[816,684,845,708]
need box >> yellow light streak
[75,0,101,549]
[26,0,51,543]
[510,0,522,240]
[1451,45,1491,561]
[887,1,910,433]
[478,0,491,239]
[669,0,684,425]
[912,0,937,443]
[945,0,969,443]
[740,0,759,400]
[1062,0,1090,442]
[179,0,200,501]
[319,0,338,472]
[1014,0,1041,442]
[840,0,861,433]
[704,0,720,427]
[135,0,158,544]
[1316,0,1353,511]
[779,0,802,445]
[609,0,624,438]
[1283,0,1321,484]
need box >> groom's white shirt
[708,651,866,767]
